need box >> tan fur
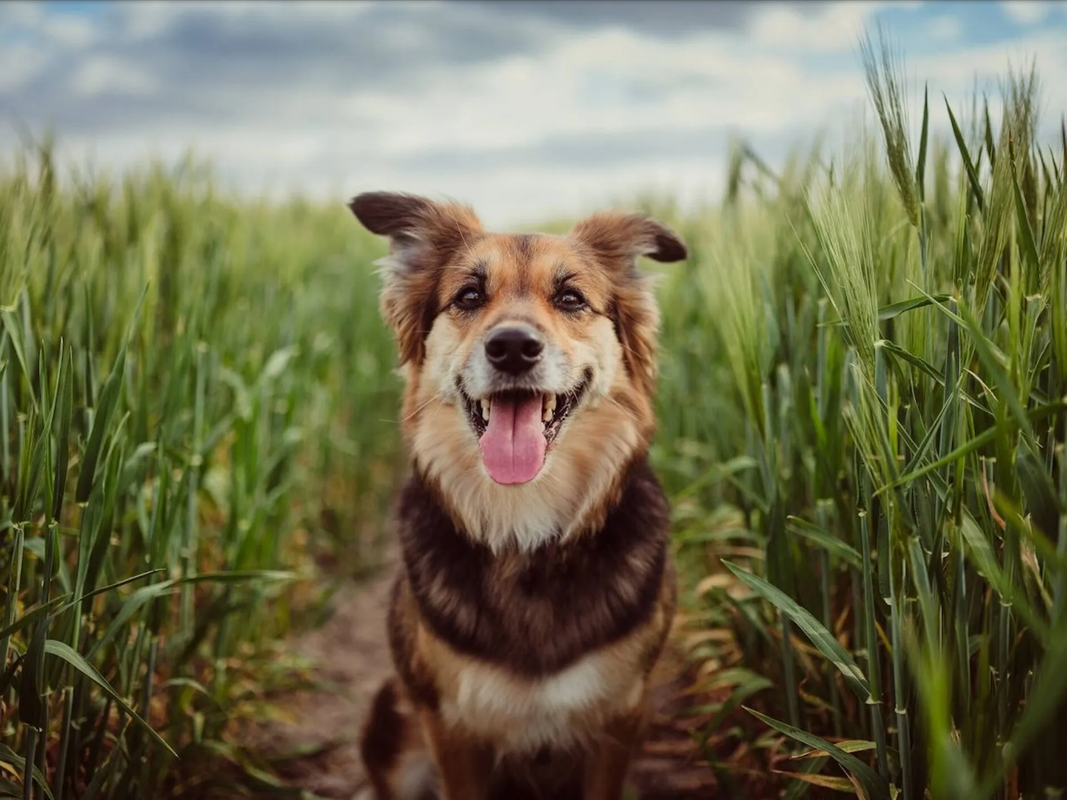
[348,192,686,800]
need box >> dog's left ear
[568,211,687,398]
[568,211,687,272]
[348,191,484,365]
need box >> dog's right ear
[348,191,483,260]
[348,192,483,365]
[349,192,437,240]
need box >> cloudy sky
[2,0,1067,227]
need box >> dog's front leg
[581,707,648,800]
[419,708,495,800]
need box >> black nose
[485,325,544,375]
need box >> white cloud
[72,56,157,97]
[0,1,45,27]
[0,43,48,92]
[749,1,908,52]
[1001,1,1057,25]
[908,29,1067,108]
[926,15,963,42]
[41,13,96,47]
[337,27,868,166]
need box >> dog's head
[349,192,686,546]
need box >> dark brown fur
[396,457,671,679]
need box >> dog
[347,191,686,800]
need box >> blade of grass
[745,707,890,800]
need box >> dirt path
[238,551,721,800]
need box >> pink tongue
[479,394,547,485]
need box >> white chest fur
[439,648,644,754]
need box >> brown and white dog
[348,192,686,800]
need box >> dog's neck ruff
[395,456,672,677]
[410,413,647,555]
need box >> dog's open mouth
[460,374,590,486]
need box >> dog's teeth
[542,394,556,423]
[480,399,490,422]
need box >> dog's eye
[554,288,587,312]
[454,286,485,311]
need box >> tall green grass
[0,144,403,798]
[657,35,1067,799]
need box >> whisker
[378,394,442,426]
[401,395,442,423]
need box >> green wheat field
[2,34,1066,800]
